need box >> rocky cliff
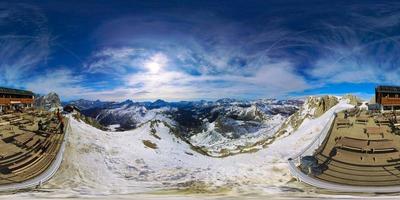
[34,92,62,111]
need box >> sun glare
[144,53,168,73]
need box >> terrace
[0,108,65,185]
[297,108,400,187]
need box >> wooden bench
[375,116,391,125]
[355,116,369,124]
[336,119,352,129]
[13,132,35,146]
[25,137,41,149]
[9,152,41,172]
[0,143,22,159]
[334,148,400,166]
[0,142,43,167]
[364,127,387,138]
[336,137,396,152]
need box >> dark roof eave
[0,87,34,96]
[376,85,400,93]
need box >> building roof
[376,85,400,93]
[0,87,34,96]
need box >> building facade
[0,87,34,111]
[375,85,400,111]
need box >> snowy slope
[43,116,197,196]
[188,95,342,157]
[29,98,354,199]
[95,103,174,130]
[76,98,302,157]
[189,113,286,156]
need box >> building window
[384,106,392,110]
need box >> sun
[144,53,168,73]
[146,61,161,73]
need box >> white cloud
[82,45,311,101]
[85,47,149,74]
[122,61,309,100]
[79,5,400,101]
[11,2,400,102]
[25,69,92,99]
[0,3,50,86]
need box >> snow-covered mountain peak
[66,95,352,157]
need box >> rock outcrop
[312,96,339,117]
[342,94,362,106]
[34,92,62,111]
[275,95,339,139]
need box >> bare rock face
[34,92,61,111]
[275,95,339,139]
[369,95,376,104]
[312,96,339,117]
[342,94,362,106]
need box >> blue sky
[1,1,400,101]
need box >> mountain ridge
[64,94,361,157]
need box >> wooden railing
[0,98,33,104]
[381,97,400,105]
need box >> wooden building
[375,85,400,111]
[0,87,34,111]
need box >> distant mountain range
[65,98,303,111]
[65,94,362,157]
[64,98,304,156]
[64,98,303,130]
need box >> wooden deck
[0,110,64,185]
[311,110,400,186]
